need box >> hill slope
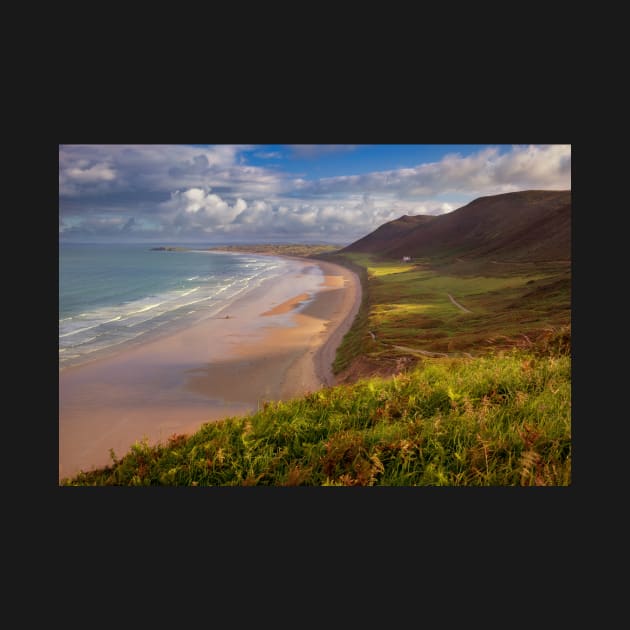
[343,190,571,262]
[62,347,571,486]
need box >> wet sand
[59,258,360,482]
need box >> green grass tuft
[61,349,570,486]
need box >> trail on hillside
[447,293,472,313]
[367,330,474,360]
[392,344,473,359]
[392,344,448,358]
[365,292,473,361]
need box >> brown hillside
[343,190,571,262]
[345,214,435,253]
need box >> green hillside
[324,252,570,381]
[62,345,570,486]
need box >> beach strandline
[59,257,361,482]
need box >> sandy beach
[59,257,360,481]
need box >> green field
[326,252,570,375]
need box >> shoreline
[59,256,360,482]
[59,248,294,373]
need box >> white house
[402,256,411,262]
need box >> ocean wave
[126,301,165,316]
[59,251,293,368]
[178,287,200,297]
[60,323,100,338]
[168,295,216,310]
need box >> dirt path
[391,344,448,358]
[447,293,472,313]
[367,331,474,359]
[391,344,473,359]
[367,291,475,359]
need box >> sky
[59,144,571,244]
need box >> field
[326,252,570,378]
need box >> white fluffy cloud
[59,144,571,242]
[65,162,116,182]
[59,144,278,198]
[155,189,457,241]
[164,187,247,229]
[298,145,570,198]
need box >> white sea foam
[127,301,165,315]
[60,323,100,338]
[179,287,200,297]
[59,247,293,369]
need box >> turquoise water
[59,243,290,369]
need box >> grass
[330,253,571,365]
[61,343,570,486]
[61,249,571,486]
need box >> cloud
[156,190,452,242]
[297,145,570,198]
[60,216,134,237]
[59,144,273,198]
[254,151,282,159]
[162,187,248,231]
[122,217,136,232]
[59,144,571,243]
[65,162,116,183]
[286,144,358,158]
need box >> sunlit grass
[368,263,416,277]
[62,348,570,486]
[331,253,570,361]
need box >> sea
[59,243,297,370]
